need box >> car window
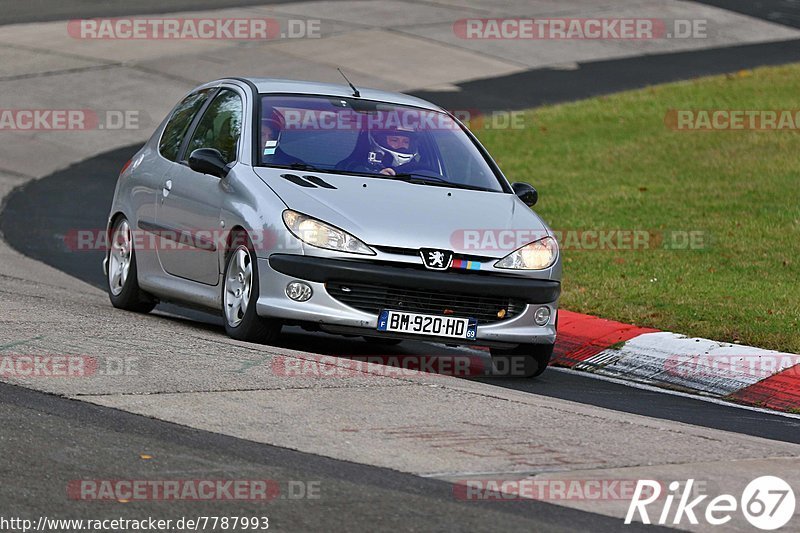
[159,89,213,162]
[280,126,359,165]
[432,129,493,187]
[185,89,243,165]
[258,94,504,192]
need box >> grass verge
[478,64,800,352]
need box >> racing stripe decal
[451,259,481,270]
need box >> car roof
[227,77,444,112]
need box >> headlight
[282,210,375,255]
[494,236,558,270]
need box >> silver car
[104,78,561,376]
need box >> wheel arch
[105,211,127,264]
[225,225,250,254]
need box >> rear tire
[107,217,156,313]
[223,234,281,343]
[490,343,553,378]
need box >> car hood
[253,167,551,257]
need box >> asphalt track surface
[690,0,800,29]
[2,0,799,30]
[3,382,669,532]
[0,0,334,27]
[413,0,800,111]
[412,38,800,113]
[3,145,800,446]
[4,0,800,112]
[2,0,800,447]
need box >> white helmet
[368,127,419,167]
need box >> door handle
[162,179,172,197]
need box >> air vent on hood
[280,174,316,188]
[279,173,337,189]
[302,175,337,189]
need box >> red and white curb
[554,311,800,413]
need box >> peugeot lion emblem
[419,248,454,271]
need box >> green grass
[477,64,800,353]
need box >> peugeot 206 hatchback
[104,78,561,376]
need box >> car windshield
[257,94,504,192]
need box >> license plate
[377,310,477,340]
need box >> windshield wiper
[392,172,493,192]
[271,163,374,179]
[392,172,448,184]
[262,165,495,191]
[287,162,325,172]
[261,162,324,173]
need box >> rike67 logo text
[626,476,795,530]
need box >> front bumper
[256,254,560,347]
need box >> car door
[155,87,244,285]
[134,87,214,278]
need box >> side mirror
[512,182,538,207]
[188,148,229,178]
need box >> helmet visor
[371,129,418,154]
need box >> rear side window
[185,89,243,165]
[159,89,213,162]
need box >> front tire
[490,343,553,378]
[223,237,280,343]
[107,217,156,313]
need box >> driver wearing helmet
[261,107,302,167]
[365,126,424,175]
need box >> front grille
[326,282,526,325]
